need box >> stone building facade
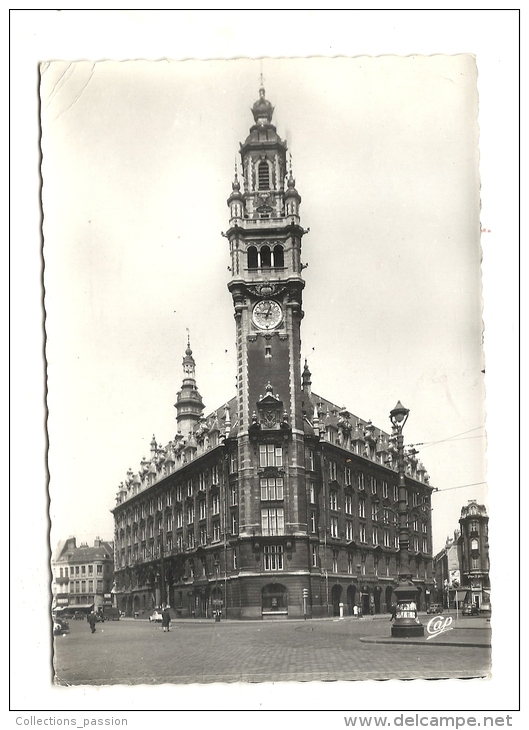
[52,536,114,612]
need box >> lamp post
[390,401,424,638]
[158,530,165,608]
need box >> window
[212,494,220,515]
[310,511,317,533]
[259,444,282,468]
[358,473,365,490]
[167,492,172,507]
[258,160,270,190]
[384,529,391,547]
[471,538,479,551]
[158,495,163,511]
[272,245,284,267]
[187,480,193,498]
[412,519,418,532]
[308,449,315,472]
[370,476,377,494]
[394,533,399,549]
[332,550,338,573]
[386,557,390,577]
[230,486,238,506]
[198,472,206,491]
[75,566,79,576]
[264,545,283,570]
[97,580,103,592]
[471,556,480,570]
[187,505,194,524]
[176,486,182,502]
[167,514,173,532]
[312,545,318,567]
[233,549,238,570]
[330,516,339,538]
[81,565,86,575]
[212,521,221,542]
[371,504,377,522]
[372,526,379,545]
[382,480,388,498]
[75,581,80,593]
[248,246,258,269]
[199,526,207,545]
[96,565,102,575]
[88,580,93,593]
[374,557,379,576]
[359,525,366,543]
[412,492,418,507]
[345,494,353,514]
[347,552,354,574]
[328,460,337,480]
[359,499,366,518]
[345,520,353,541]
[230,453,238,473]
[361,554,366,574]
[345,466,352,486]
[393,484,399,501]
[329,491,338,511]
[211,465,219,484]
[175,509,183,528]
[198,500,206,520]
[261,507,285,536]
[260,477,284,501]
[309,483,316,504]
[422,537,428,553]
[231,513,238,535]
[187,530,195,549]
[70,566,74,576]
[81,580,86,593]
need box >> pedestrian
[88,611,97,634]
[353,604,358,618]
[390,604,397,622]
[162,605,171,632]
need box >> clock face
[252,300,283,330]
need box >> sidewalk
[359,617,491,648]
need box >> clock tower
[227,85,308,549]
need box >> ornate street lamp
[390,401,424,638]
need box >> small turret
[174,334,205,438]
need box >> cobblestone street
[53,615,491,685]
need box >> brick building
[52,536,114,613]
[111,86,435,619]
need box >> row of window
[67,580,104,593]
[57,564,105,577]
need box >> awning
[454,590,468,602]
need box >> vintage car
[53,617,70,636]
[149,610,163,623]
[463,603,480,616]
[426,603,444,614]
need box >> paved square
[53,616,491,685]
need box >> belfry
[112,86,435,620]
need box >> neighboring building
[111,86,435,619]
[458,500,490,611]
[433,531,462,608]
[52,536,114,612]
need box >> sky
[11,8,519,714]
[41,54,485,556]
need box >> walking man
[162,605,171,633]
[88,612,97,634]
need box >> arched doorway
[133,595,140,614]
[126,596,133,617]
[362,591,370,616]
[211,586,223,618]
[262,583,288,618]
[385,586,393,613]
[347,585,357,615]
[331,584,343,616]
[373,586,382,614]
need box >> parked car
[426,604,444,614]
[101,607,120,621]
[53,617,70,636]
[149,610,163,623]
[463,604,479,616]
[73,611,86,620]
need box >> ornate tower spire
[174,334,205,438]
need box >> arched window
[260,246,271,268]
[247,246,258,269]
[258,160,270,190]
[273,245,284,267]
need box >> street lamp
[390,401,424,638]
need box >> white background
[10,7,520,720]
